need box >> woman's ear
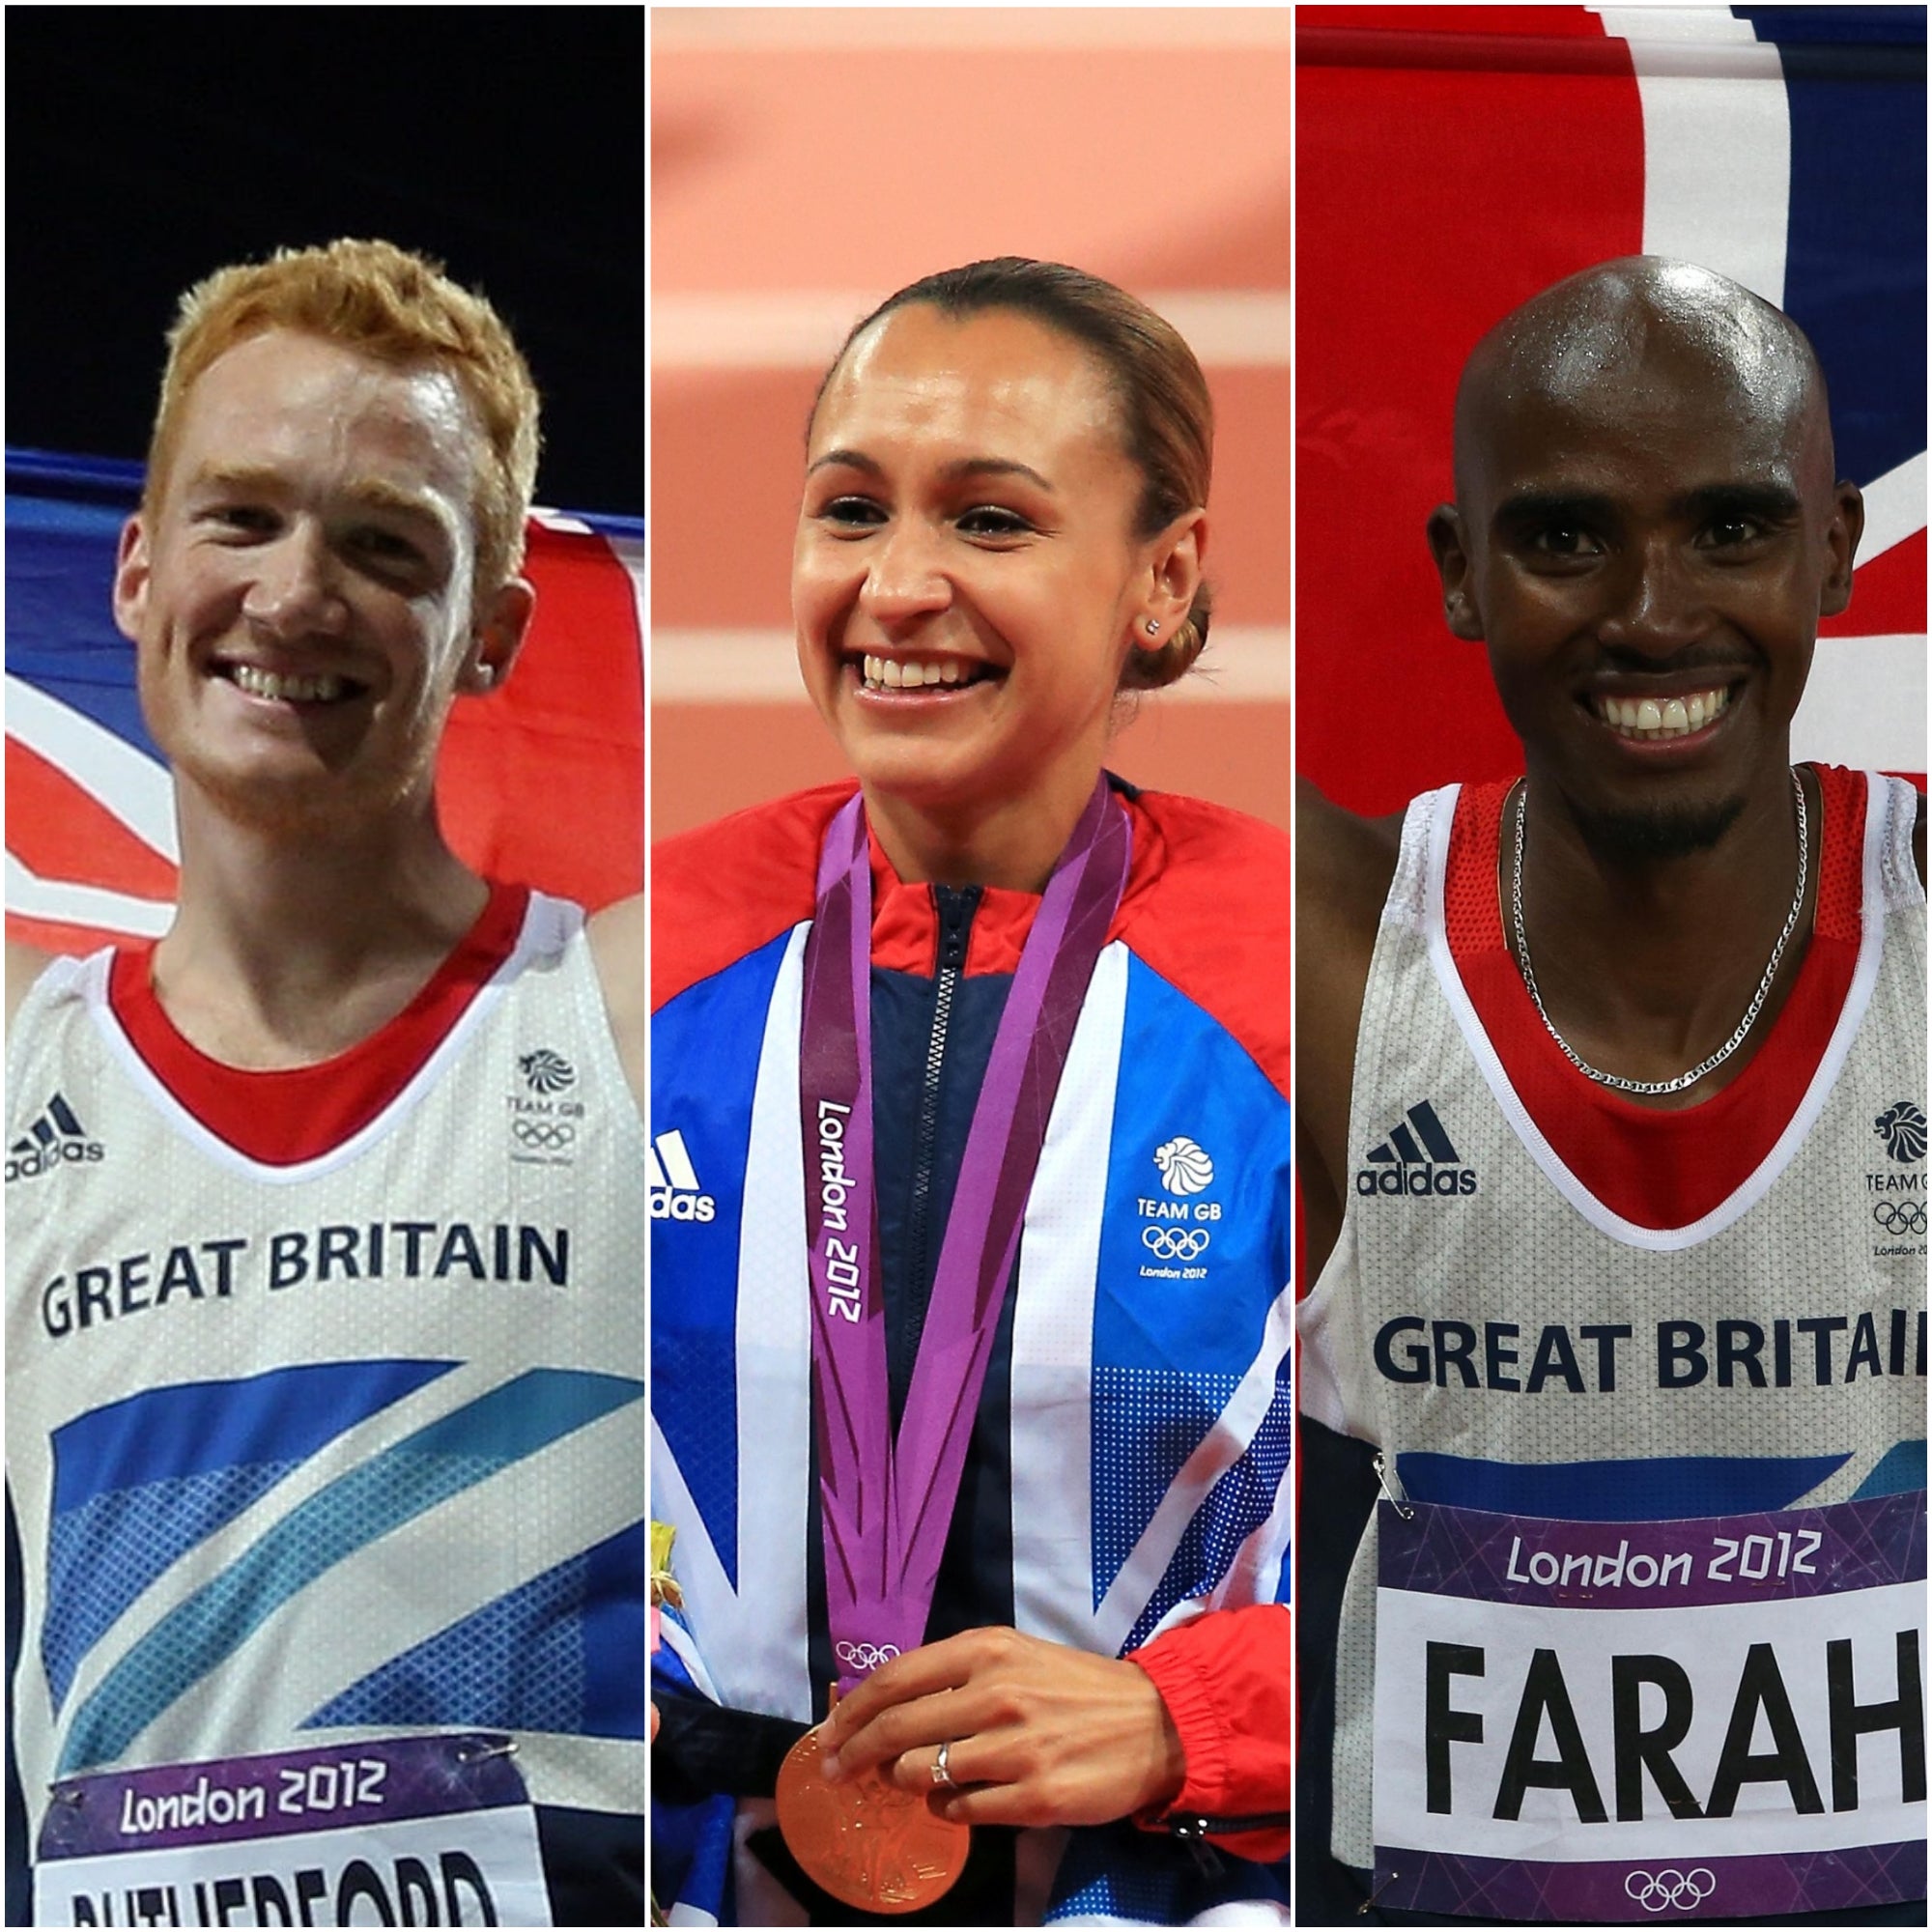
[1133,508,1208,655]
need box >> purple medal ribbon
[798,777,1131,1692]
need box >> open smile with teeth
[224,664,357,704]
[1594,685,1732,741]
[860,653,992,692]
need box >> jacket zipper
[898,886,979,1406]
[1165,1810,1294,1835]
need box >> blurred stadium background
[650,8,1292,841]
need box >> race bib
[1373,1492,1926,1919]
[36,1735,553,1927]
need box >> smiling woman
[651,260,1293,1925]
[794,282,1206,893]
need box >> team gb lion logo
[1874,1101,1927,1164]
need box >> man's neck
[151,797,491,1069]
[1505,761,1815,1106]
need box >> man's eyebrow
[1491,489,1616,533]
[1491,482,1804,533]
[1674,481,1803,522]
[185,461,284,497]
[340,476,454,526]
[187,464,450,527]
[805,449,1055,492]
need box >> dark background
[6,7,643,515]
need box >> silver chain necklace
[1510,769,1807,1096]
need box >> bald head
[1454,258,1833,502]
[1427,255,1864,859]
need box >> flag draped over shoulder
[1298,3,1927,812]
[5,449,644,952]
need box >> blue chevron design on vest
[304,1522,648,1739]
[59,1368,643,1774]
[43,1361,457,1710]
[1851,1439,1927,1500]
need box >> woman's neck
[863,772,1103,894]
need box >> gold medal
[775,1722,969,1915]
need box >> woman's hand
[816,1626,1185,1829]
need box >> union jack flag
[1298,3,1926,810]
[6,449,644,952]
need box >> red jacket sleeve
[1128,1603,1293,1862]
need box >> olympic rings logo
[835,1640,900,1673]
[1142,1226,1210,1261]
[1874,1200,1926,1235]
[513,1119,576,1151]
[1624,1868,1716,1913]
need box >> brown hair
[145,239,541,594]
[815,258,1213,690]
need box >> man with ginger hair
[1297,258,1924,1923]
[6,240,644,1925]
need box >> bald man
[1296,260,1926,1924]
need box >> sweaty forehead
[180,332,482,480]
[1454,264,1828,497]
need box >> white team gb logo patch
[1153,1135,1214,1196]
[1136,1135,1221,1281]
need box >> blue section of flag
[651,927,798,1594]
[60,1368,643,1774]
[1737,6,1927,489]
[1397,1449,1853,1520]
[1733,5,1927,47]
[306,1522,647,1738]
[5,458,159,762]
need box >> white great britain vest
[1300,768,1927,1882]
[6,891,645,1922]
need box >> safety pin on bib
[1372,1451,1414,1521]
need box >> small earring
[1145,620,1161,638]
[470,663,496,691]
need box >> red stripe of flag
[5,736,178,900]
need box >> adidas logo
[1354,1100,1477,1198]
[648,1129,717,1223]
[6,1093,105,1182]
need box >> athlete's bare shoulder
[1297,780,1406,1282]
[1297,777,1405,1078]
[7,939,57,1038]
[586,893,644,1116]
[1297,778,1404,953]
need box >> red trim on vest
[109,882,532,1166]
[1444,768,1864,1230]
